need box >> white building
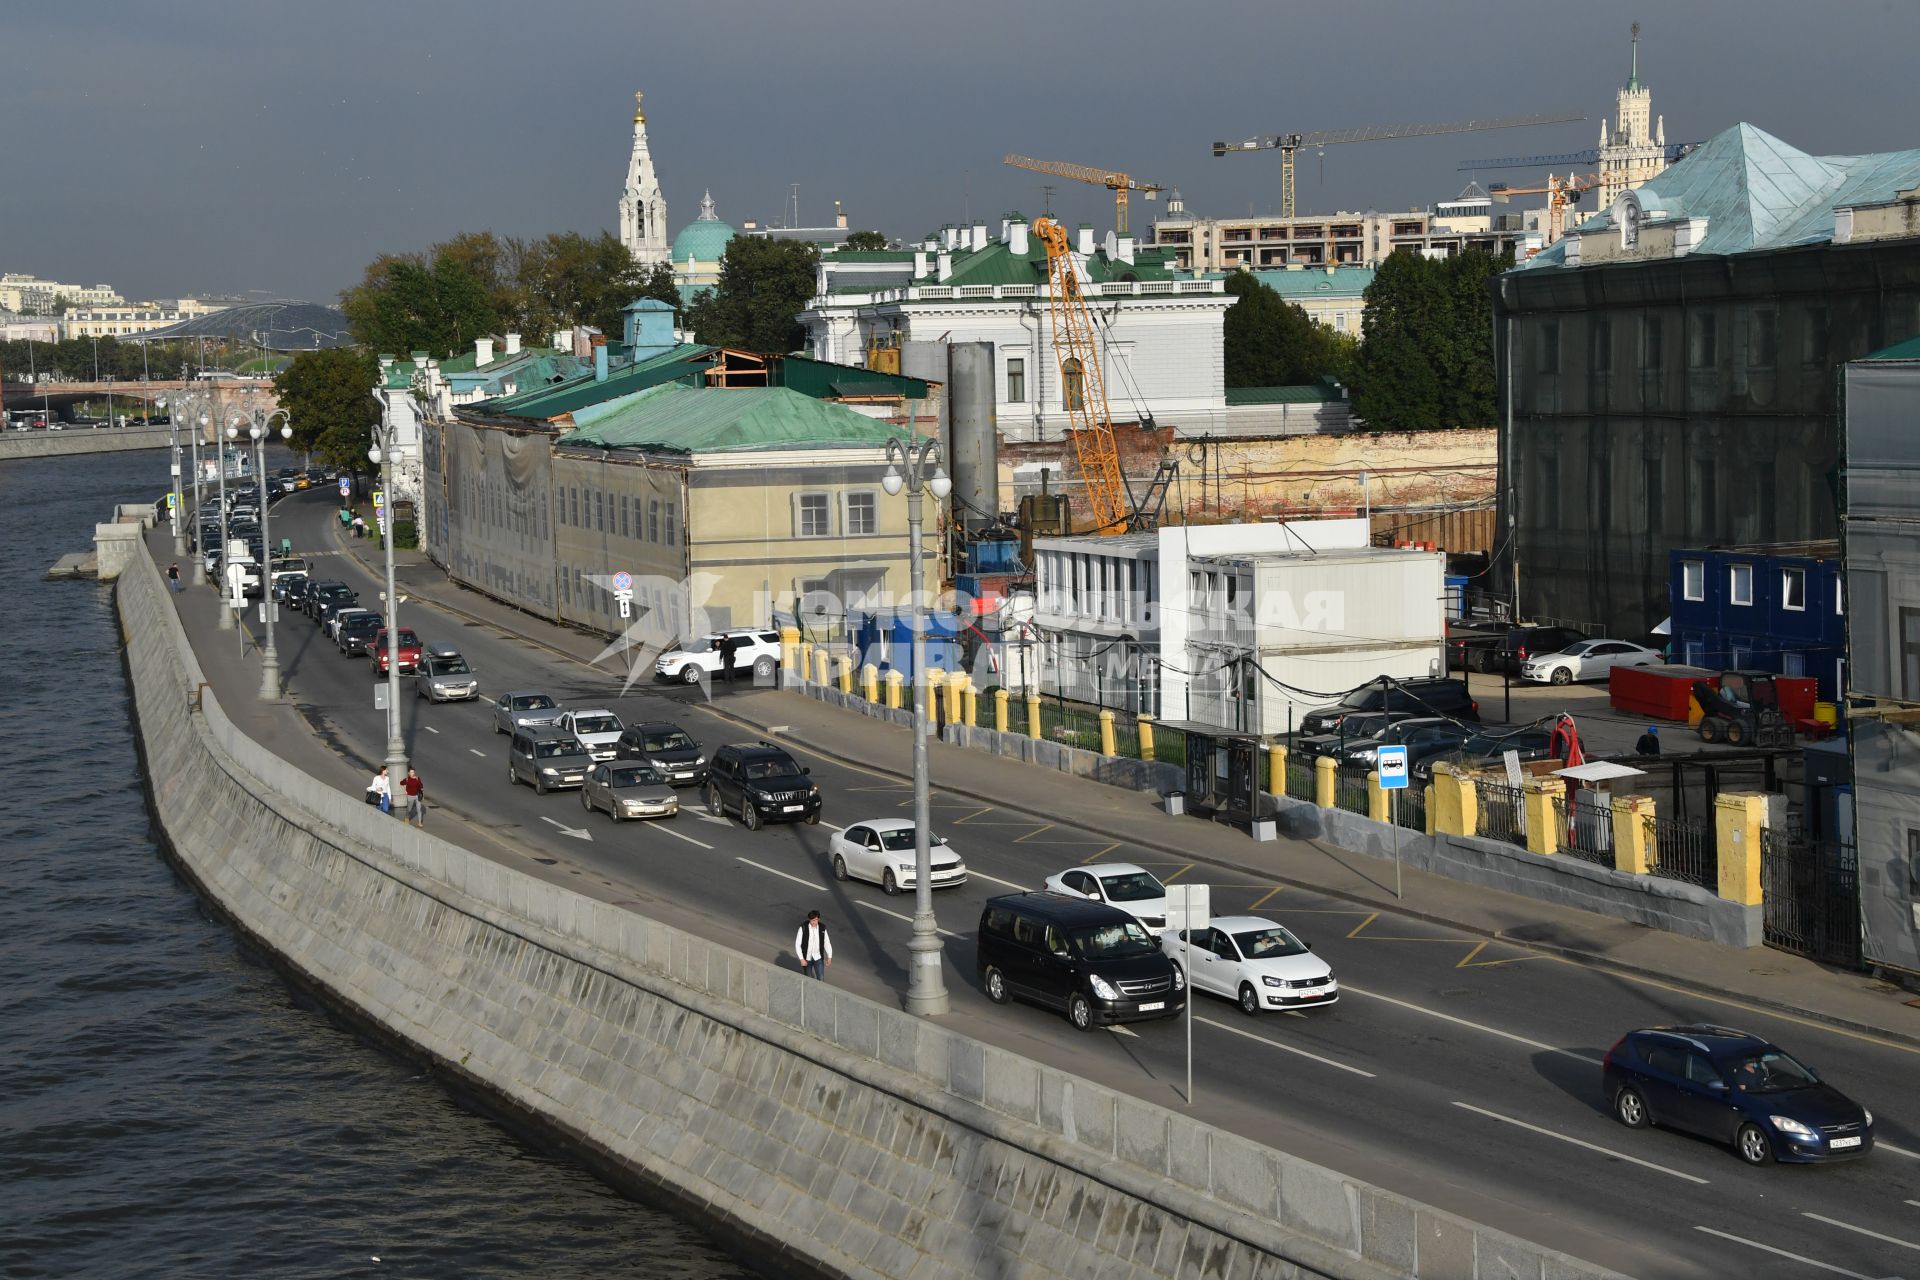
[0,273,123,314]
[617,91,669,268]
[1597,24,1671,208]
[800,215,1232,442]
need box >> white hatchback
[1042,863,1170,931]
[1163,916,1338,1015]
[558,709,624,761]
[829,818,967,894]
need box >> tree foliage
[1221,272,1357,388]
[842,230,889,251]
[683,237,820,353]
[274,348,380,471]
[1347,249,1509,431]
[0,335,226,382]
[339,247,501,361]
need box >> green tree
[340,243,501,359]
[683,236,820,352]
[274,348,380,471]
[842,230,889,251]
[514,231,677,341]
[1221,272,1356,388]
[1348,249,1504,431]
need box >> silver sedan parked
[580,763,679,822]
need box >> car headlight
[1171,967,1184,991]
[808,786,820,798]
[748,788,771,801]
[1262,975,1286,987]
[1863,1108,1873,1126]
[1769,1116,1816,1138]
[539,766,559,776]
[1087,975,1119,1001]
[694,755,706,765]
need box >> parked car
[1163,917,1337,1015]
[281,576,311,612]
[580,762,678,821]
[1521,639,1663,685]
[1415,728,1557,781]
[1456,624,1588,676]
[508,727,592,793]
[703,742,821,828]
[977,892,1185,1031]
[1332,717,1476,773]
[613,721,708,786]
[1603,1025,1874,1165]
[1298,678,1479,737]
[414,643,479,702]
[492,690,565,735]
[272,571,308,604]
[369,627,423,676]
[558,709,625,762]
[335,611,385,657]
[325,603,374,641]
[1297,709,1425,760]
[1041,863,1170,931]
[306,581,357,623]
[653,628,783,685]
[829,818,967,894]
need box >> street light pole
[883,430,952,1017]
[232,402,293,699]
[214,402,232,630]
[370,414,408,781]
[157,396,186,555]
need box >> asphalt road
[231,491,1920,1280]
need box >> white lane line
[1801,1212,1920,1254]
[967,869,1029,891]
[851,899,959,939]
[468,748,487,757]
[1196,1016,1377,1079]
[1342,984,1600,1063]
[688,810,732,826]
[735,857,825,892]
[1908,1199,1920,1209]
[1693,1227,1873,1278]
[651,824,712,850]
[1878,1139,1920,1160]
[424,725,439,734]
[1107,1025,1140,1038]
[1452,1102,1708,1184]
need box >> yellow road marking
[1079,842,1122,863]
[1161,863,1195,884]
[1249,886,1283,912]
[1453,940,1551,969]
[1012,824,1056,844]
[1346,911,1379,939]
[952,806,997,824]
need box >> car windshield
[1098,871,1164,902]
[644,731,695,752]
[744,758,799,781]
[433,658,471,675]
[679,636,715,653]
[1232,927,1308,959]
[878,828,942,852]
[1337,686,1385,710]
[1729,1050,1820,1094]
[1067,921,1159,959]
[515,695,556,711]
[536,740,585,759]
[610,767,664,787]
[573,715,619,734]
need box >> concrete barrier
[114,546,1624,1280]
[0,425,175,460]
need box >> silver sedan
[580,763,679,822]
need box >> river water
[0,452,756,1280]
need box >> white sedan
[1042,863,1170,931]
[1163,916,1338,1015]
[1521,639,1662,685]
[558,709,624,761]
[829,819,967,894]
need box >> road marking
[1107,1025,1139,1038]
[1011,824,1055,844]
[1907,1199,1920,1209]
[424,725,439,734]
[967,869,1028,891]
[469,749,487,757]
[1560,966,1920,1057]
[688,810,732,826]
[1078,842,1122,864]
[537,816,593,842]
[1161,863,1195,884]
[1195,1016,1377,1079]
[1249,886,1283,912]
[1692,1227,1873,1278]
[735,857,824,891]
[851,899,958,938]
[1801,1212,1920,1253]
[1878,1139,1920,1160]
[651,824,712,850]
[1452,1103,1708,1184]
[1454,939,1552,969]
[1346,911,1379,939]
[1341,984,1601,1063]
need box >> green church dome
[671,189,736,264]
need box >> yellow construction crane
[1489,173,1599,245]
[1211,111,1585,218]
[1032,216,1131,535]
[1004,155,1162,236]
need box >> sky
[7,0,1918,306]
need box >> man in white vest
[794,909,833,981]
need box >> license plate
[673,771,693,779]
[1137,1001,1164,1012]
[783,805,804,813]
[1830,1136,1862,1149]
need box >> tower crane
[1003,156,1162,237]
[1211,111,1585,218]
[1457,142,1696,173]
[1489,173,1600,245]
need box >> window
[1589,319,1611,372]
[1783,652,1805,677]
[665,501,677,546]
[1901,607,1920,700]
[1836,576,1844,615]
[1803,306,1830,366]
[1729,563,1753,606]
[1537,320,1560,374]
[1006,356,1025,403]
[1748,308,1778,367]
[596,490,605,532]
[795,492,830,537]
[647,499,660,543]
[1681,560,1705,602]
[1062,356,1085,412]
[620,495,630,538]
[570,487,580,526]
[1782,566,1806,611]
[1909,830,1920,899]
[1688,312,1717,368]
[844,490,877,535]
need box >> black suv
[615,720,709,787]
[704,742,821,829]
[1453,624,1586,675]
[306,580,357,622]
[978,892,1185,1031]
[1298,678,1479,736]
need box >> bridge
[0,424,180,461]
[2,379,279,423]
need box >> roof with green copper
[1246,265,1374,300]
[557,383,921,454]
[671,218,737,265]
[1861,335,1920,362]
[469,343,714,419]
[1225,383,1343,406]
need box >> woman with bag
[366,766,391,812]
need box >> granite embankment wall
[0,425,174,460]
[114,546,1623,1280]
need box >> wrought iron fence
[1552,794,1616,867]
[1474,780,1526,846]
[1286,757,1317,801]
[1760,829,1863,968]
[1644,815,1714,887]
[1334,773,1370,815]
[1391,783,1427,833]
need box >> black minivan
[977,892,1185,1031]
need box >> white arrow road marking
[1107,1025,1139,1038]
[1196,1017,1377,1078]
[469,749,487,757]
[650,824,712,850]
[538,816,593,841]
[1453,1102,1706,1184]
[688,810,733,826]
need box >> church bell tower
[618,91,669,267]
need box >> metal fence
[1474,780,1526,846]
[1644,815,1715,888]
[1551,794,1616,867]
[1286,757,1317,802]
[1760,829,1863,968]
[1391,783,1427,834]
[1333,773,1370,815]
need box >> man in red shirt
[402,767,426,827]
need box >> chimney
[412,351,429,370]
[1077,224,1095,255]
[835,199,847,230]
[593,337,609,382]
[937,251,953,281]
[914,249,931,277]
[573,328,592,359]
[504,332,521,355]
[972,221,988,250]
[1008,214,1029,255]
[475,336,494,367]
[1117,233,1135,264]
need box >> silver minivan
[415,643,479,702]
[509,727,591,793]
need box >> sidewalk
[325,517,1920,1050]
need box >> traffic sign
[337,477,351,498]
[1376,744,1410,790]
[611,570,633,592]
[166,493,178,509]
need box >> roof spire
[698,189,717,221]
[1626,21,1642,90]
[633,89,646,124]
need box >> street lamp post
[882,431,952,1017]
[213,399,233,630]
[163,394,213,573]
[157,396,186,554]
[370,413,409,782]
[230,403,292,699]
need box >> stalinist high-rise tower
[618,91,668,267]
[1597,24,1670,207]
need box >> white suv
[654,629,784,685]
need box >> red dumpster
[1610,664,1719,722]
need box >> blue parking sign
[1376,744,1410,790]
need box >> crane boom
[1003,154,1163,236]
[1032,216,1131,535]
[1457,141,1696,172]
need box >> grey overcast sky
[7,0,1917,305]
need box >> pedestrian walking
[794,910,833,980]
[1635,725,1662,756]
[166,562,181,592]
[402,767,426,827]
[352,515,366,540]
[366,765,391,813]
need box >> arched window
[1062,356,1085,412]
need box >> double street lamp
[229,403,292,700]
[882,433,953,1017]
[369,414,409,782]
[155,393,208,557]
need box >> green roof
[471,343,714,419]
[1225,384,1342,406]
[557,384,922,454]
[1862,336,1920,361]
[821,250,917,263]
[1247,265,1374,299]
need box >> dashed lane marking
[851,899,958,939]
[1196,1016,1376,1078]
[1879,1140,1920,1160]
[651,824,712,850]
[424,725,439,734]
[1692,1227,1872,1279]
[1341,984,1601,1063]
[1453,1103,1708,1184]
[735,857,824,892]
[1800,1212,1920,1254]
[468,749,487,757]
[967,869,1029,891]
